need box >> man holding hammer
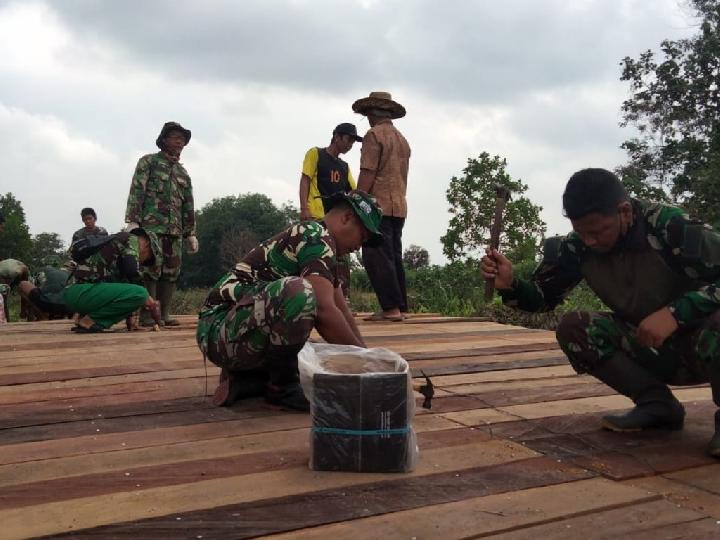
[482,168,720,458]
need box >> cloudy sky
[0,0,698,264]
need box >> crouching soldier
[0,258,30,322]
[482,168,720,457]
[66,229,163,333]
[198,190,383,411]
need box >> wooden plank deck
[0,315,718,539]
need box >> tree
[403,244,429,270]
[180,194,299,288]
[441,153,546,262]
[28,233,66,269]
[618,0,720,225]
[0,193,32,262]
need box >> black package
[311,372,412,473]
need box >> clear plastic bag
[299,342,418,473]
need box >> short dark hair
[80,207,97,219]
[562,168,628,220]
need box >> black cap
[333,123,363,142]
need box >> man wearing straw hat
[353,91,411,322]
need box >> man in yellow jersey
[299,123,363,300]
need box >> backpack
[70,232,128,264]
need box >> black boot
[158,281,180,326]
[709,371,720,458]
[140,279,158,327]
[263,345,309,412]
[212,367,268,407]
[590,353,685,432]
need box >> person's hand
[481,247,514,290]
[186,235,199,254]
[300,208,312,221]
[636,307,678,348]
[124,222,140,232]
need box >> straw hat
[352,91,406,119]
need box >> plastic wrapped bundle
[299,342,418,473]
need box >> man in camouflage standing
[482,168,720,458]
[125,122,199,326]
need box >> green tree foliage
[180,194,298,288]
[403,244,429,270]
[618,0,720,225]
[28,233,65,269]
[441,153,546,262]
[0,193,32,262]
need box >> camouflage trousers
[146,234,182,282]
[556,311,720,392]
[196,276,316,371]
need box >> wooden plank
[0,440,539,538]
[70,457,593,539]
[664,463,720,495]
[486,499,712,539]
[624,476,720,520]
[497,387,713,419]
[261,478,657,540]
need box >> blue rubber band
[312,426,410,436]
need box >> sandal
[73,323,105,333]
[363,312,404,322]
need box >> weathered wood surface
[0,315,717,539]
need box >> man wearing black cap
[198,190,383,411]
[299,122,363,300]
[124,121,198,327]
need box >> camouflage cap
[155,121,191,149]
[327,190,384,248]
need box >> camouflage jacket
[202,221,338,310]
[72,233,148,284]
[500,199,720,328]
[125,152,195,237]
[71,226,108,243]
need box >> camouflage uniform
[197,221,338,371]
[500,199,720,399]
[71,226,108,244]
[125,152,195,282]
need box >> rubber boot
[708,370,720,458]
[140,279,158,327]
[212,367,269,407]
[591,353,685,432]
[263,345,309,412]
[158,281,180,326]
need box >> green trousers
[64,283,148,329]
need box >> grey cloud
[50,0,687,105]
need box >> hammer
[412,371,434,409]
[484,184,512,301]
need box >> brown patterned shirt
[359,119,411,218]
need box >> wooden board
[0,315,717,539]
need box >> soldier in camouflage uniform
[65,229,163,332]
[197,190,383,411]
[482,169,720,458]
[125,121,198,327]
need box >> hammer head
[418,371,434,409]
[493,184,512,202]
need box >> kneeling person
[482,168,720,458]
[197,190,383,411]
[67,229,162,332]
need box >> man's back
[360,120,411,217]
